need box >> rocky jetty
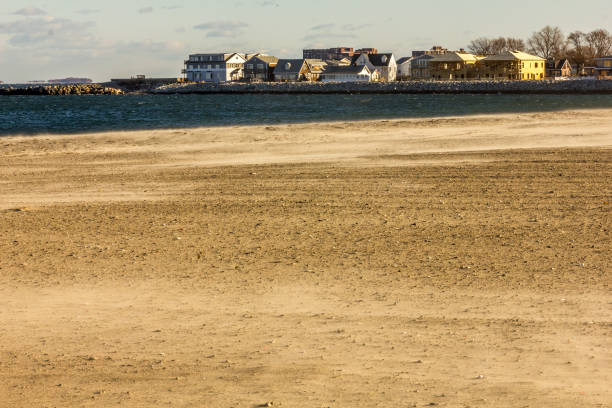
[154,79,612,95]
[0,84,123,96]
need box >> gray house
[244,55,279,82]
[273,59,326,82]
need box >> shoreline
[2,107,612,140]
[1,79,612,95]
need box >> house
[320,65,372,82]
[351,53,397,81]
[546,58,572,78]
[410,54,435,80]
[429,52,481,80]
[244,55,279,82]
[183,53,246,82]
[273,59,326,82]
[396,57,413,80]
[592,56,612,79]
[306,59,327,81]
[480,51,546,80]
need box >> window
[257,64,264,69]
[604,61,611,67]
[246,64,254,69]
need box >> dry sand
[0,109,611,407]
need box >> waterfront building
[351,53,397,81]
[183,53,246,82]
[303,47,354,61]
[592,56,612,78]
[429,52,481,80]
[320,65,372,82]
[273,59,327,82]
[396,57,413,80]
[244,55,279,82]
[410,54,435,80]
[480,51,546,80]
[546,58,573,78]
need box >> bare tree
[468,37,494,55]
[505,38,526,51]
[468,36,526,55]
[528,26,565,60]
[490,38,508,54]
[567,31,588,71]
[585,29,612,58]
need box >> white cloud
[13,7,47,16]
[0,17,96,49]
[138,7,154,14]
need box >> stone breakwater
[0,84,124,96]
[155,79,612,94]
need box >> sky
[0,0,610,82]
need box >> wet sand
[0,109,611,407]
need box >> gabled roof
[351,53,394,66]
[226,53,247,62]
[431,52,479,63]
[483,51,545,62]
[273,59,306,74]
[247,55,279,65]
[555,58,571,69]
[367,53,394,66]
[396,57,413,65]
[323,65,371,75]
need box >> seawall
[0,84,123,96]
[154,79,612,94]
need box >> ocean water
[1,93,612,135]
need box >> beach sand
[1,109,611,407]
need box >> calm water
[2,93,612,135]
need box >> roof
[351,53,394,66]
[273,59,306,74]
[396,57,413,65]
[430,52,479,63]
[412,54,435,61]
[556,58,570,69]
[594,55,612,60]
[247,55,279,65]
[367,53,394,67]
[483,51,545,62]
[323,65,371,75]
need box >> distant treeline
[467,26,612,69]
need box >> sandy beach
[1,109,611,407]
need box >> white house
[351,53,397,81]
[320,65,372,82]
[396,57,413,80]
[184,53,246,83]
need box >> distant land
[26,78,93,85]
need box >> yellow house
[480,51,546,80]
[429,52,482,80]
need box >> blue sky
[0,0,610,82]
